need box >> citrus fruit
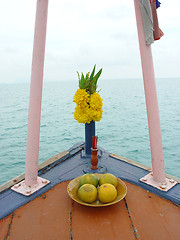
[99,173,118,187]
[78,184,98,203]
[79,173,98,187]
[98,183,117,203]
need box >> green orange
[78,184,98,203]
[99,173,118,187]
[79,173,98,187]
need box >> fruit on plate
[99,173,117,187]
[98,183,117,203]
[78,184,98,203]
[79,173,98,187]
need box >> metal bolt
[42,179,48,184]
[169,179,175,183]
[26,190,31,194]
[160,185,166,190]
[14,183,21,188]
[142,178,147,182]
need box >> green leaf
[90,68,102,93]
[77,71,81,81]
[81,73,86,89]
[76,65,102,94]
[77,72,80,88]
[90,64,96,81]
[93,68,102,84]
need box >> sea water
[0,78,179,185]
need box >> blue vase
[85,121,95,155]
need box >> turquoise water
[0,78,179,185]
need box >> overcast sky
[0,0,179,83]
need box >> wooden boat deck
[1,180,180,240]
[0,143,180,239]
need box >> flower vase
[85,121,95,155]
[90,148,98,170]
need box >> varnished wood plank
[125,182,180,240]
[0,214,13,240]
[1,180,179,240]
[0,181,71,240]
[71,199,135,240]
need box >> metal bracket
[140,172,177,191]
[11,176,50,196]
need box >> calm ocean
[0,78,179,185]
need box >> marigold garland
[73,65,103,124]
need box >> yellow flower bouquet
[73,65,103,124]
